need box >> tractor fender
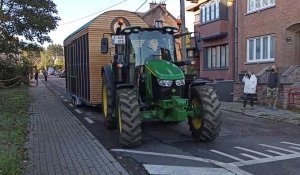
[116,84,135,90]
[188,79,211,100]
[189,79,210,89]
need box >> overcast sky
[46,0,194,47]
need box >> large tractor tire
[188,85,222,141]
[117,89,142,147]
[102,75,116,129]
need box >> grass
[0,87,30,175]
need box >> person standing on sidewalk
[267,65,280,110]
[34,71,39,85]
[43,69,48,82]
[242,70,257,110]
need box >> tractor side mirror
[101,38,108,54]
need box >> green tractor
[101,25,222,147]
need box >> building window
[205,44,229,69]
[194,12,200,23]
[248,0,275,13]
[201,0,220,24]
[247,34,275,62]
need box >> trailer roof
[63,17,96,42]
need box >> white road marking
[235,147,273,158]
[210,150,244,161]
[143,164,235,175]
[57,93,60,95]
[84,117,94,124]
[259,144,299,154]
[64,99,68,102]
[232,152,300,167]
[289,146,300,151]
[112,149,253,175]
[75,109,82,114]
[266,150,286,156]
[281,142,300,147]
[240,153,260,160]
[60,95,64,98]
[68,103,73,107]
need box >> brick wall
[234,83,299,109]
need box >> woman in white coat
[242,70,257,110]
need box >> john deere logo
[111,17,130,33]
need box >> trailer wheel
[117,89,142,147]
[102,75,116,129]
[188,85,222,141]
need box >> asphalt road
[45,76,300,175]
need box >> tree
[47,44,63,60]
[0,0,60,54]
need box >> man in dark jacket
[267,65,280,110]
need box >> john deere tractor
[101,25,222,147]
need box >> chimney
[160,0,166,9]
[150,1,157,9]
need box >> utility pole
[180,0,187,60]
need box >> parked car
[48,67,55,75]
[54,70,62,76]
[59,71,66,78]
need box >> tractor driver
[146,39,161,60]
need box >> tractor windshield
[128,31,176,66]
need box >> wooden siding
[64,10,148,105]
[88,10,148,104]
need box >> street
[45,76,300,175]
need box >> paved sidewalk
[25,79,129,175]
[221,102,300,126]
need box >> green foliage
[0,0,60,54]
[0,55,34,86]
[0,87,30,175]
[47,44,63,57]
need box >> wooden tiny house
[64,10,148,105]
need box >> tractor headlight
[157,79,173,87]
[175,79,185,86]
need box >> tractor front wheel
[188,85,222,141]
[117,89,142,147]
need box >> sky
[46,0,194,47]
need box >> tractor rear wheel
[117,89,142,147]
[102,75,116,129]
[188,85,222,141]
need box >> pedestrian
[34,71,39,85]
[43,69,48,82]
[241,70,257,110]
[266,65,280,110]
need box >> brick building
[186,0,236,81]
[187,0,300,108]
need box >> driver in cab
[146,39,161,60]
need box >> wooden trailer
[63,10,148,106]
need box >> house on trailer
[63,10,148,106]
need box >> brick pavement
[25,80,129,175]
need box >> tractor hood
[145,60,184,80]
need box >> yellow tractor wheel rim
[102,83,108,118]
[191,98,202,129]
[118,105,122,133]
